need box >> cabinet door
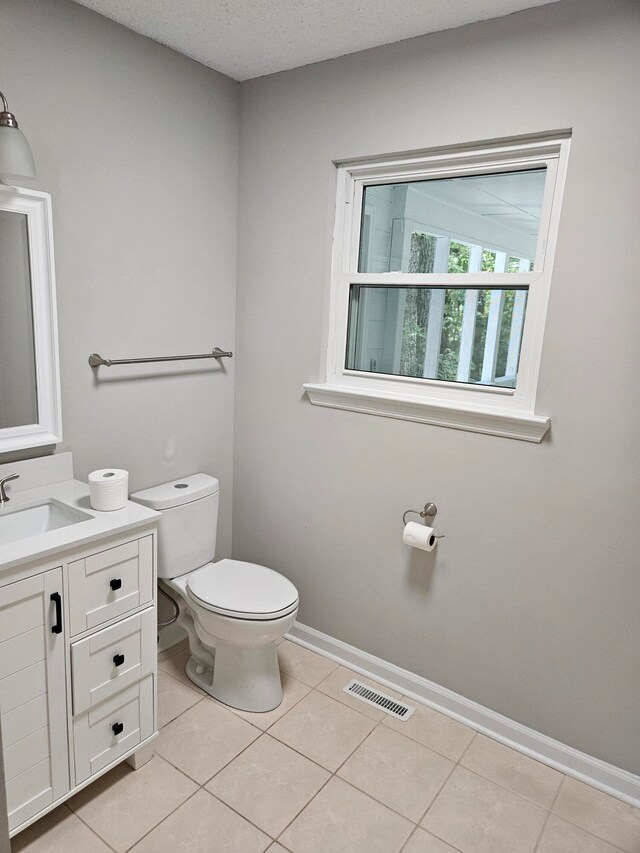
[0,569,69,833]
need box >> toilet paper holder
[402,503,445,537]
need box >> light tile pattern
[157,638,188,664]
[552,776,640,852]
[422,765,548,853]
[12,804,112,853]
[207,734,330,836]
[338,725,453,820]
[277,639,339,686]
[383,700,475,761]
[403,828,460,852]
[460,732,563,808]
[279,776,413,852]
[13,638,640,853]
[67,755,197,852]
[537,815,626,853]
[156,668,203,728]
[268,690,376,771]
[130,789,270,852]
[155,697,260,783]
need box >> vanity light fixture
[0,90,36,183]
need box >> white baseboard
[288,621,640,808]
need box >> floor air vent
[343,679,415,720]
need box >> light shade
[0,90,36,182]
[0,125,36,182]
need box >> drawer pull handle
[110,578,122,591]
[50,592,63,635]
[112,722,124,736]
[113,653,125,667]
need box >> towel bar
[88,347,233,368]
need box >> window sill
[303,382,550,442]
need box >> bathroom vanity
[0,453,159,837]
[0,184,160,838]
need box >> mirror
[0,210,38,428]
[0,186,61,453]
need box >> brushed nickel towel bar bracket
[88,347,233,369]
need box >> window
[304,134,571,441]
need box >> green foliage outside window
[399,233,519,383]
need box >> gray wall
[2,0,639,778]
[0,0,239,557]
[234,0,640,774]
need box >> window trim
[304,134,571,441]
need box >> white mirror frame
[0,185,62,453]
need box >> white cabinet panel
[0,627,43,681]
[1,697,48,749]
[0,569,69,832]
[4,728,50,781]
[71,608,156,715]
[1,528,157,837]
[6,760,52,827]
[68,536,153,636]
[0,662,46,715]
[0,595,43,645]
[73,676,154,784]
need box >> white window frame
[304,133,571,441]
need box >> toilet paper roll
[89,469,129,511]
[403,521,439,552]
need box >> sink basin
[0,499,93,546]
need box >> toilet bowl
[168,560,298,710]
[131,475,299,712]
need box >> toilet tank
[130,474,220,579]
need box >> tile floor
[12,639,640,853]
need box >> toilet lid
[186,559,299,620]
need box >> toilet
[131,474,299,712]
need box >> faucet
[0,474,19,504]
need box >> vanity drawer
[71,608,156,715]
[68,535,153,636]
[73,676,154,784]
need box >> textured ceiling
[72,0,560,81]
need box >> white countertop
[0,479,159,573]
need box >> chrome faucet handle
[0,473,19,503]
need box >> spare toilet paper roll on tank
[403,521,439,552]
[88,468,129,511]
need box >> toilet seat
[185,559,299,621]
